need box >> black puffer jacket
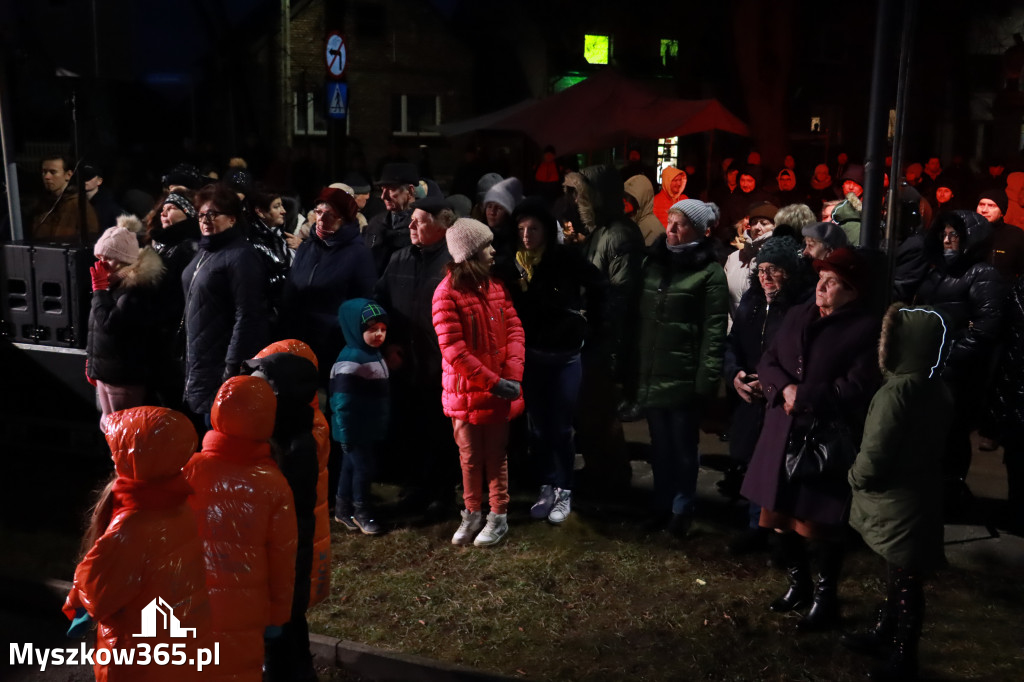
[364,208,413,275]
[723,275,812,463]
[374,238,451,386]
[87,247,165,385]
[247,217,293,311]
[911,210,1009,387]
[181,226,269,413]
[150,217,201,348]
[282,221,376,373]
[991,276,1024,439]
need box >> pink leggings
[452,419,509,514]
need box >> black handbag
[784,416,857,482]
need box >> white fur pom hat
[446,218,493,263]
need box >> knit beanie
[476,173,504,203]
[93,226,140,265]
[669,199,715,235]
[446,218,493,263]
[359,300,389,330]
[483,177,524,214]
[978,188,1009,217]
[163,192,197,220]
[754,235,801,275]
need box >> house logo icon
[133,597,196,639]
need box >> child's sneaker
[530,484,556,519]
[451,509,484,545]
[352,506,382,536]
[548,488,572,524]
[473,512,508,547]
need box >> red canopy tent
[439,70,749,154]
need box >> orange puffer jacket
[432,274,526,424]
[64,407,211,682]
[252,339,331,607]
[184,376,297,682]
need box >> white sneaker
[473,512,508,547]
[548,488,572,524]
[451,509,484,545]
[530,484,556,519]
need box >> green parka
[848,304,953,571]
[635,235,728,409]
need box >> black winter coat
[364,208,412,275]
[87,247,165,385]
[374,239,451,386]
[282,221,376,373]
[150,217,201,348]
[991,276,1024,442]
[909,211,1008,389]
[740,300,881,526]
[247,217,293,312]
[181,226,269,413]
[497,244,607,355]
[724,280,811,464]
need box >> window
[294,91,327,136]
[584,34,610,65]
[552,74,587,93]
[660,39,679,68]
[391,94,441,136]
[656,137,678,179]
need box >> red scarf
[112,475,193,512]
[201,430,275,466]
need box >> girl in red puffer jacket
[432,218,525,547]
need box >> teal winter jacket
[328,298,390,445]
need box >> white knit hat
[483,177,523,214]
[93,226,140,264]
[446,218,493,263]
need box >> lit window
[657,137,678,179]
[584,35,609,65]
[552,75,587,93]
[660,39,678,67]
[294,92,327,137]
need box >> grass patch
[309,485,1024,681]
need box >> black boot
[352,503,382,536]
[769,532,812,612]
[870,568,923,680]
[797,540,843,632]
[841,564,899,657]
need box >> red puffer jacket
[64,407,211,682]
[184,376,297,682]
[432,273,526,424]
[252,339,331,608]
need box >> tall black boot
[841,563,899,657]
[870,567,923,680]
[769,532,812,613]
[797,540,844,632]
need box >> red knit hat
[813,247,869,298]
[315,187,359,223]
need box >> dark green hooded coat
[849,304,953,570]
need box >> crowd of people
[41,144,1024,681]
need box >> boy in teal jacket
[329,298,390,535]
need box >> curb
[6,577,520,682]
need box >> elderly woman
[635,199,729,535]
[181,183,269,425]
[741,247,880,631]
[722,235,810,553]
[282,187,376,375]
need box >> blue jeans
[336,444,373,511]
[523,351,582,490]
[646,407,702,516]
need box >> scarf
[200,430,275,465]
[515,246,545,284]
[112,475,193,512]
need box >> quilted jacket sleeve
[432,282,502,391]
[63,513,146,622]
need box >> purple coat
[740,299,881,526]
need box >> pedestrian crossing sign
[327,82,348,120]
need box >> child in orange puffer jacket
[185,376,297,682]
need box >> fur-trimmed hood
[115,246,165,289]
[563,165,625,234]
[878,302,949,378]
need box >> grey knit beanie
[483,177,524,214]
[446,218,493,263]
[669,199,715,234]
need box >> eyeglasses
[757,265,784,277]
[198,210,224,223]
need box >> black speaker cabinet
[1,242,92,348]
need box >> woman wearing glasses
[181,183,269,428]
[721,235,810,553]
